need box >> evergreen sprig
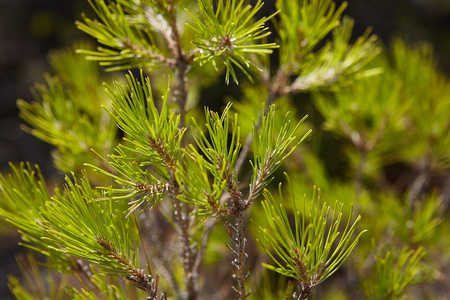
[287,18,381,92]
[1,0,442,298]
[276,0,347,65]
[184,103,310,215]
[41,173,142,277]
[77,0,173,71]
[105,71,185,169]
[85,71,183,215]
[0,165,143,277]
[275,0,380,93]
[86,147,172,216]
[189,103,241,205]
[191,103,240,170]
[187,0,278,84]
[247,106,310,208]
[176,153,228,217]
[257,175,365,297]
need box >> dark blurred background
[0,1,89,298]
[0,0,449,299]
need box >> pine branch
[187,103,242,215]
[245,106,310,209]
[176,152,229,217]
[277,0,347,66]
[277,1,381,92]
[86,148,173,216]
[4,0,442,299]
[84,71,186,215]
[104,71,185,169]
[0,163,78,272]
[77,0,175,71]
[234,91,278,177]
[257,176,366,296]
[187,0,278,84]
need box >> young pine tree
[1,0,449,299]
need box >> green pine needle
[187,0,279,84]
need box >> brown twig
[231,211,251,299]
[173,198,197,300]
[143,4,198,297]
[167,4,191,128]
[225,69,293,298]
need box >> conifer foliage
[1,0,448,299]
